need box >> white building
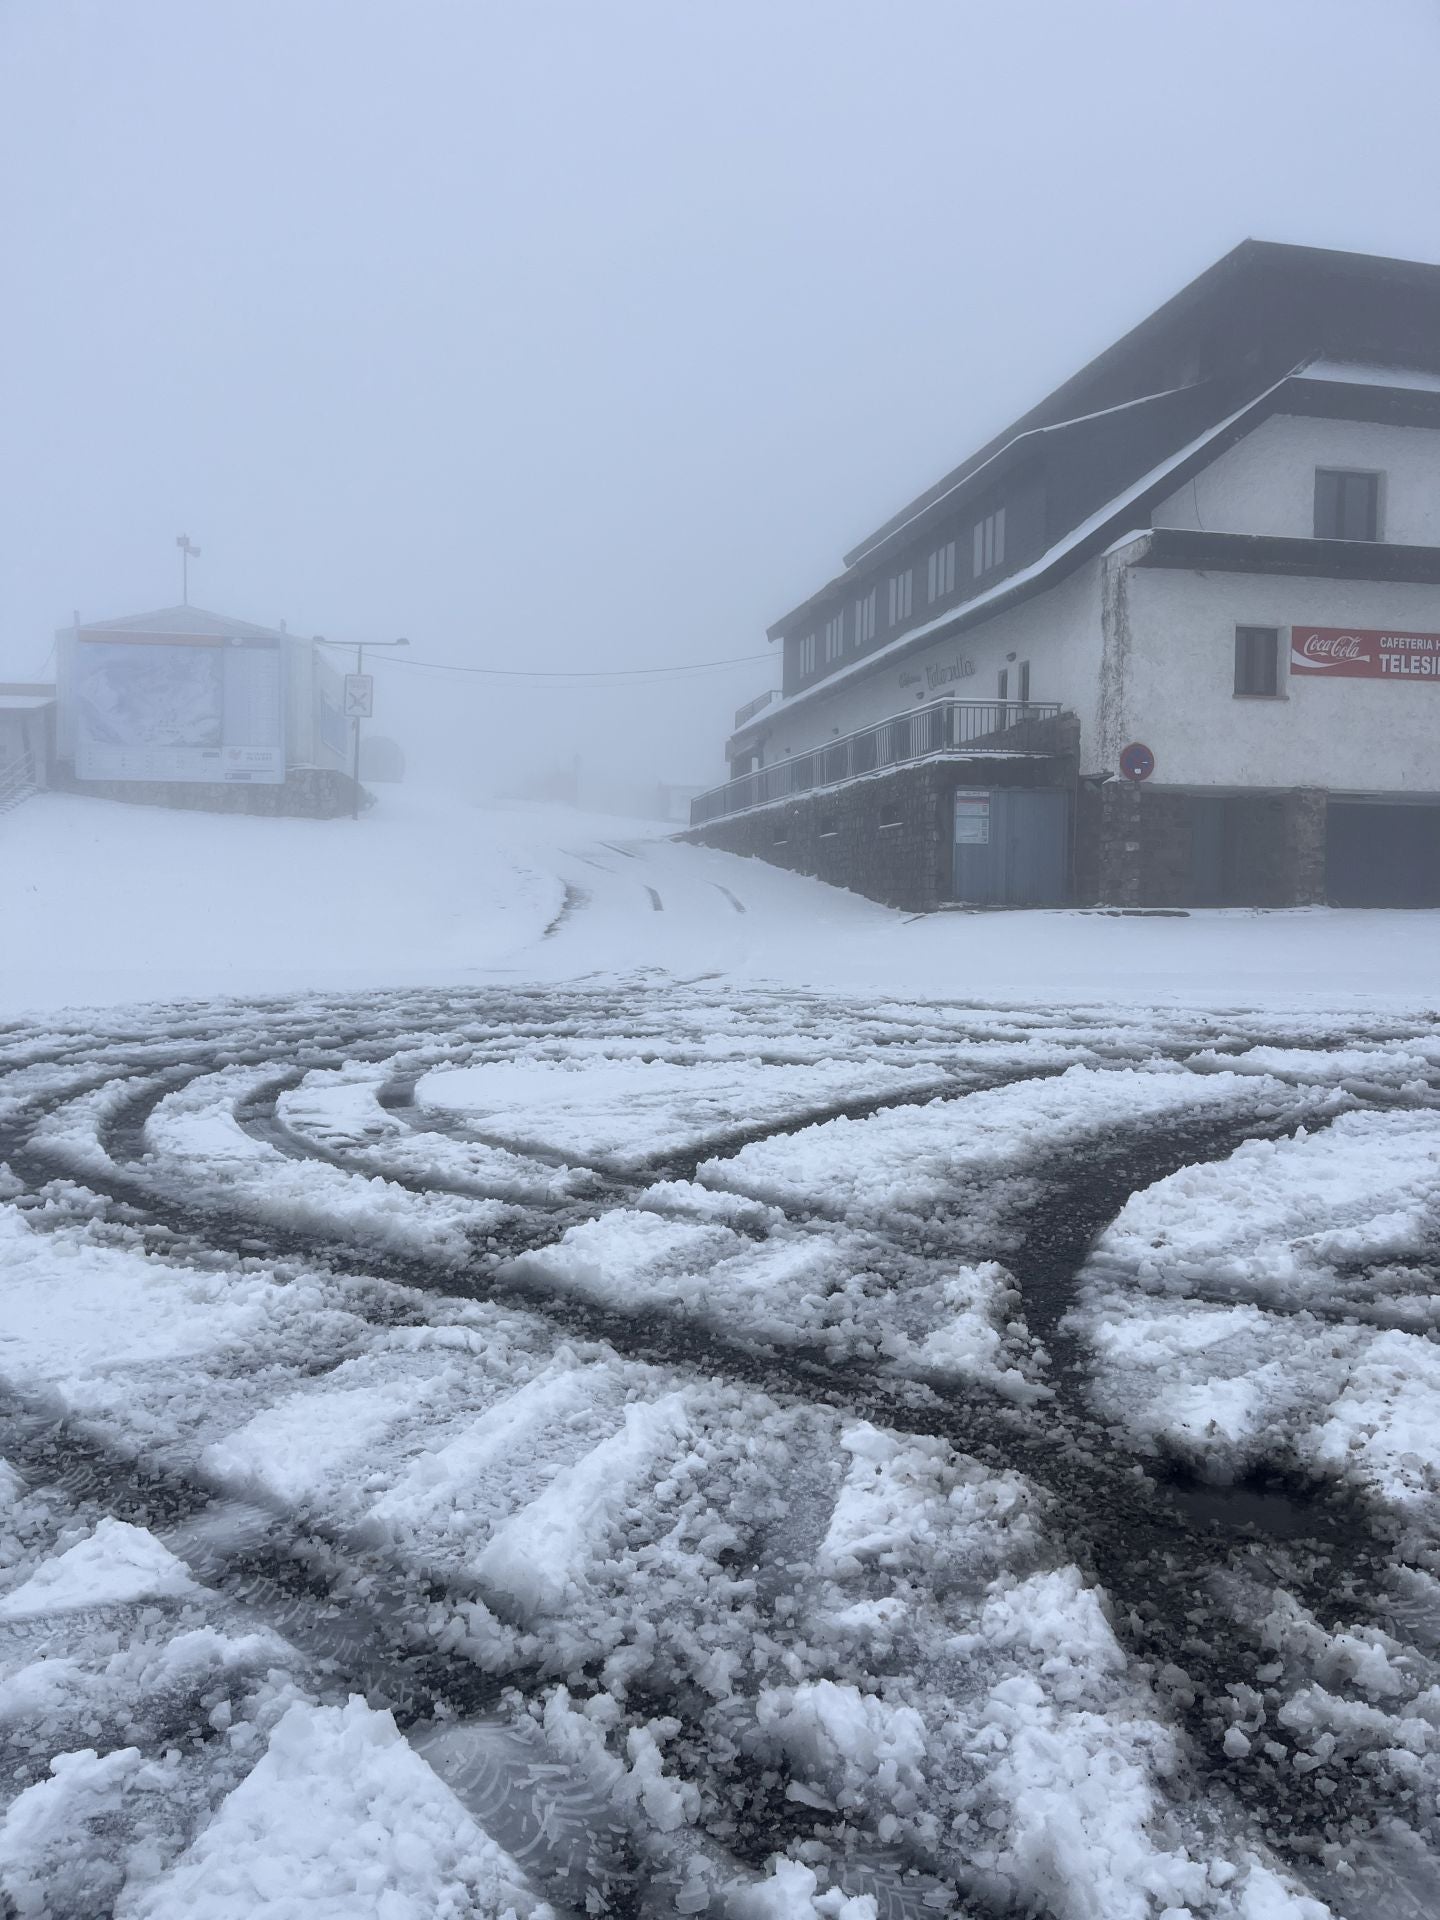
[54,605,354,814]
[691,242,1440,909]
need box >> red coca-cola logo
[1298,632,1367,660]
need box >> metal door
[952,787,1069,905]
[1326,801,1440,906]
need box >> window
[823,611,845,663]
[799,632,817,675]
[1314,469,1379,541]
[972,506,1007,577]
[854,587,877,647]
[1234,626,1280,697]
[927,541,956,603]
[997,667,1008,702]
[888,569,913,625]
[1016,660,1030,704]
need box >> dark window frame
[1314,468,1380,542]
[1234,625,1281,698]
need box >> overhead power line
[374,649,772,683]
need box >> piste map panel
[74,632,285,784]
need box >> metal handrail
[733,688,781,730]
[692,698,1063,827]
[0,748,37,813]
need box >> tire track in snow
[4,989,1440,1910]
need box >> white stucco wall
[1104,560,1440,792]
[1152,413,1440,545]
[750,561,1107,771]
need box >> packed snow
[0,791,1438,1915]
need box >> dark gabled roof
[766,239,1440,641]
[74,604,289,641]
[843,239,1440,568]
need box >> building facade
[53,605,358,817]
[688,242,1440,909]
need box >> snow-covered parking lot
[3,975,1440,1919]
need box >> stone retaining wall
[52,765,365,820]
[683,757,1074,911]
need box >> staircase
[0,750,38,815]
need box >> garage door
[1326,801,1440,907]
[952,788,1069,906]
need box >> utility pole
[352,640,365,821]
[316,634,409,819]
[176,534,201,606]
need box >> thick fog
[3,0,1438,808]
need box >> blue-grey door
[952,787,1069,905]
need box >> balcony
[733,688,781,730]
[691,697,1065,828]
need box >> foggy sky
[4,0,1439,798]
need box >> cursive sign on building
[1290,627,1440,681]
[924,655,977,692]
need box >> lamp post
[314,635,409,819]
[175,534,200,605]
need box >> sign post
[344,671,374,820]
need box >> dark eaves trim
[1131,529,1440,583]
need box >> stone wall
[52,764,366,820]
[1097,783,1329,907]
[684,756,1073,911]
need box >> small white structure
[55,605,350,796]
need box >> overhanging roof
[72,604,289,642]
[1126,528,1440,584]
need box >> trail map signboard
[1290,627,1440,681]
[73,631,285,784]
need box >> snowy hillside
[1,785,1437,1015]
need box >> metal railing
[733,688,781,730]
[0,749,37,815]
[691,698,1063,827]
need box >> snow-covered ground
[1,788,1439,1916]
[1,783,1437,1012]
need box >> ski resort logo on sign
[1290,627,1440,681]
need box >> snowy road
[2,981,1440,1917]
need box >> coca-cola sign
[1290,626,1440,681]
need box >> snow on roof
[839,384,1201,571]
[75,604,290,641]
[1295,360,1440,394]
[736,375,1291,738]
[0,693,55,711]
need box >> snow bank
[702,1063,1302,1219]
[122,1696,547,1918]
[0,1519,196,1620]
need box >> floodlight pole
[176,534,200,605]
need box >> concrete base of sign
[53,764,367,820]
